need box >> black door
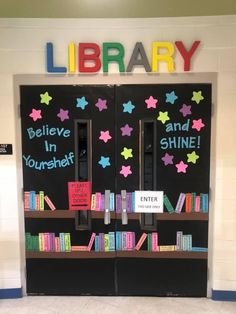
[21,83,211,296]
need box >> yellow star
[187,151,199,164]
[121,147,133,160]
[157,111,170,124]
[191,91,204,104]
[40,92,52,105]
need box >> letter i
[68,42,76,73]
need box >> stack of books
[24,191,56,211]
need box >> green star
[40,92,52,105]
[191,91,204,104]
[121,147,133,160]
[157,111,170,124]
[187,151,199,164]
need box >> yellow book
[159,245,176,251]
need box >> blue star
[98,156,111,168]
[76,96,88,110]
[166,91,178,104]
[123,101,135,114]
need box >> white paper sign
[134,191,163,213]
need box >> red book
[71,246,88,251]
[55,237,60,252]
[35,194,40,211]
[24,192,30,210]
[185,193,192,213]
[44,195,56,211]
[68,181,91,210]
[135,233,147,251]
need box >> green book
[104,234,110,252]
[39,191,44,211]
[147,233,152,251]
[25,233,31,251]
[163,195,175,214]
[191,193,196,212]
[64,233,71,252]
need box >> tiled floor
[0,296,235,314]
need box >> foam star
[179,104,192,117]
[123,101,135,114]
[98,156,111,168]
[95,98,107,111]
[120,165,132,178]
[175,161,188,173]
[57,109,69,122]
[191,91,204,104]
[76,96,88,110]
[187,151,199,164]
[161,153,174,166]
[166,91,178,104]
[145,96,158,109]
[40,92,52,105]
[192,119,205,132]
[121,147,133,160]
[99,130,112,143]
[29,109,42,121]
[157,111,170,124]
[120,124,133,136]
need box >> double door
[21,84,211,296]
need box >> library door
[21,84,211,296]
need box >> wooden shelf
[24,210,208,221]
[26,250,207,259]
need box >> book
[44,232,50,251]
[100,194,105,211]
[126,192,132,213]
[64,233,71,252]
[110,193,115,211]
[116,194,121,213]
[29,191,36,210]
[163,195,175,214]
[109,232,115,251]
[71,245,88,251]
[195,195,200,212]
[104,234,110,252]
[24,192,30,210]
[147,233,152,251]
[185,193,192,213]
[152,232,158,252]
[55,237,60,252]
[87,233,96,251]
[122,232,127,250]
[191,193,196,212]
[176,231,183,251]
[116,231,122,251]
[44,195,56,210]
[35,194,40,211]
[175,193,186,213]
[39,191,44,211]
[99,233,104,251]
[59,233,65,252]
[95,235,99,252]
[91,194,96,210]
[39,233,44,251]
[126,232,133,250]
[95,192,101,211]
[159,245,176,251]
[192,247,208,252]
[135,233,147,250]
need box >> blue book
[59,233,65,252]
[110,193,115,211]
[116,231,122,251]
[95,235,100,252]
[132,192,135,212]
[29,191,36,211]
[192,247,208,252]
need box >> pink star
[95,98,107,111]
[192,119,205,132]
[57,108,69,122]
[145,96,158,109]
[120,124,133,136]
[99,130,112,143]
[120,165,132,178]
[161,153,174,166]
[175,161,188,173]
[29,109,42,121]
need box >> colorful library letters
[46,41,200,73]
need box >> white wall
[0,16,236,295]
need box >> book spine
[104,234,109,252]
[25,233,31,251]
[135,233,147,250]
[29,191,36,211]
[187,234,192,251]
[44,195,56,211]
[64,233,71,252]
[164,195,175,214]
[91,194,96,210]
[126,232,132,250]
[59,233,65,252]
[71,246,88,251]
[95,192,101,211]
[175,193,186,213]
[99,233,104,252]
[116,231,122,251]
[185,193,191,213]
[44,233,50,252]
[131,192,135,212]
[24,192,30,210]
[191,193,196,212]
[87,232,96,251]
[110,193,114,211]
[39,191,44,211]
[55,237,60,252]
[126,193,132,213]
[182,235,188,251]
[38,233,43,251]
[95,235,99,252]
[195,195,200,212]
[176,231,183,251]
[109,232,115,251]
[159,245,176,251]
[116,194,121,213]
[152,232,158,252]
[35,194,39,211]
[100,194,105,212]
[192,247,208,252]
[147,233,152,251]
[122,232,127,251]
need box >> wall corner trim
[212,289,236,301]
[0,288,23,299]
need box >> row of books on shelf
[24,190,208,213]
[25,231,208,253]
[24,191,55,211]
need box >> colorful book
[59,233,65,252]
[195,195,200,212]
[159,245,176,251]
[71,245,88,251]
[44,195,56,211]
[191,193,196,212]
[39,191,44,211]
[95,192,102,211]
[87,233,96,251]
[44,232,50,251]
[95,235,99,252]
[39,233,44,251]
[109,232,115,251]
[135,233,147,250]
[100,194,105,211]
[104,234,110,252]
[147,233,152,251]
[29,191,36,210]
[55,237,60,252]
[35,194,40,211]
[185,193,192,213]
[116,231,122,251]
[110,193,115,211]
[152,232,158,252]
[91,194,96,210]
[175,193,186,213]
[126,192,132,213]
[163,195,175,214]
[24,192,30,210]
[116,194,121,213]
[122,232,127,250]
[64,233,71,252]
[176,231,183,251]
[99,233,104,251]
[192,247,208,252]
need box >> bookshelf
[24,210,208,221]
[26,251,207,259]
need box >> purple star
[179,104,192,117]
[161,153,174,166]
[95,98,107,111]
[120,124,133,136]
[57,108,69,122]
